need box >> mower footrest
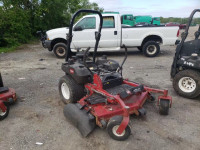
[86,93,107,104]
[130,85,144,94]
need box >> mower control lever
[117,45,128,74]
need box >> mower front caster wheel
[0,104,10,121]
[159,99,170,115]
[107,116,131,141]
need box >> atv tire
[173,69,200,99]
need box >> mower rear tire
[59,75,84,104]
[159,99,170,115]
[0,104,9,120]
[173,70,200,99]
[142,41,160,57]
[107,116,131,141]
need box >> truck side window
[75,17,96,30]
[103,16,115,28]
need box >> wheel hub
[178,77,196,93]
[147,45,157,55]
[56,47,65,57]
[0,109,6,116]
[112,125,125,137]
[61,82,70,99]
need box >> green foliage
[160,17,200,25]
[0,0,103,48]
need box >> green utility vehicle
[121,14,160,26]
[121,14,136,26]
[152,17,161,25]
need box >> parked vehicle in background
[121,14,135,26]
[165,22,180,27]
[121,14,160,26]
[165,22,186,29]
[134,16,152,24]
[153,17,161,25]
[41,13,179,58]
[179,24,187,29]
[134,22,151,27]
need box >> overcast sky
[89,0,200,18]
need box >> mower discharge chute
[171,9,200,99]
[59,9,172,141]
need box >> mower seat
[102,73,123,89]
[0,87,9,94]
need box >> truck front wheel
[142,41,160,57]
[53,43,67,58]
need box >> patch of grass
[0,37,39,53]
[0,45,19,53]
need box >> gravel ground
[0,26,200,150]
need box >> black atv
[171,9,200,99]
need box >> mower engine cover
[61,62,92,84]
[96,56,120,71]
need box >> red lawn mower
[0,73,17,120]
[59,9,172,141]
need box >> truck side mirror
[74,26,83,31]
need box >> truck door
[72,17,97,48]
[99,16,120,48]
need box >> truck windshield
[125,15,133,21]
[154,18,160,21]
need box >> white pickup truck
[42,13,180,58]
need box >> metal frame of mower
[0,73,17,120]
[59,9,172,141]
[171,9,200,99]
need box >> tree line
[160,17,200,25]
[0,0,103,47]
[0,1,199,49]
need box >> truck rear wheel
[53,43,67,58]
[142,41,160,57]
[173,69,200,99]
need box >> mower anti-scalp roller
[63,103,96,137]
